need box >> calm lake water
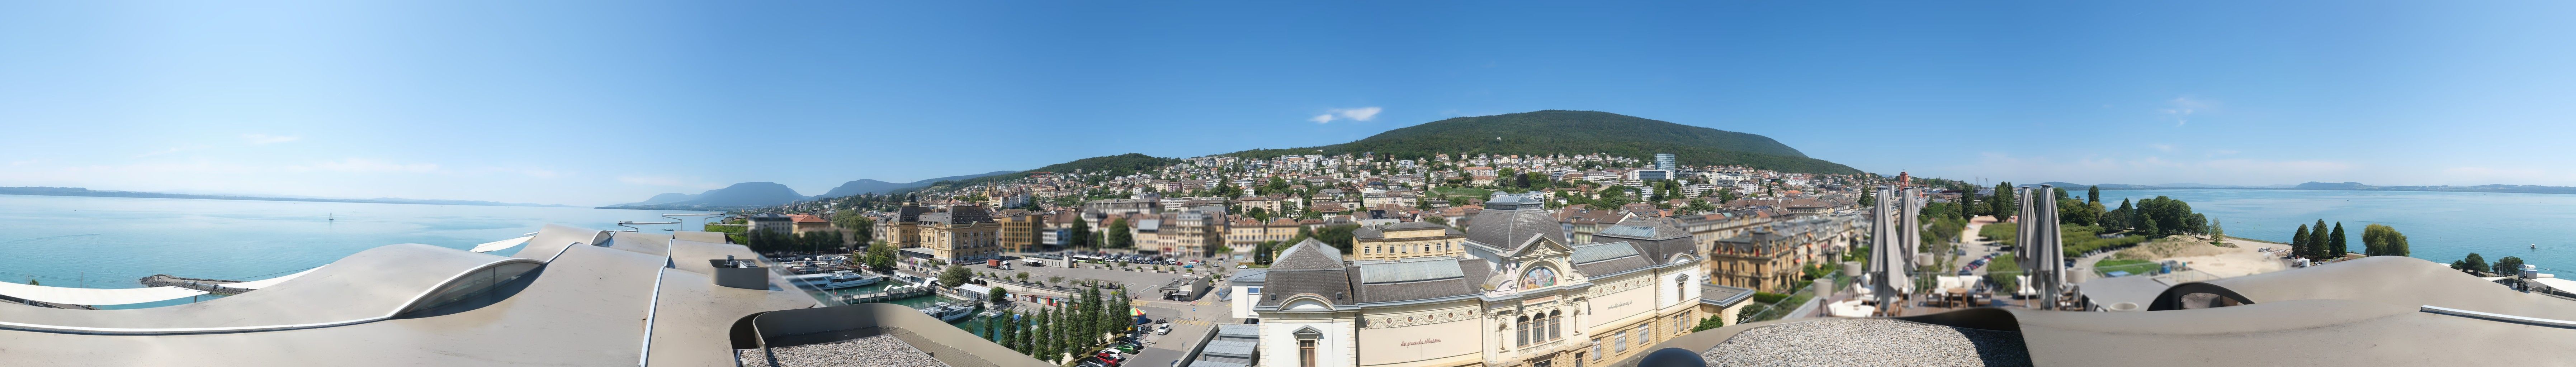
[2090,189,2576,275]
[0,194,694,308]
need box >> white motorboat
[790,271,883,290]
[922,302,976,323]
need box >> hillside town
[746,152,1898,296]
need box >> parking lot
[991,252,1242,367]
[995,253,1241,297]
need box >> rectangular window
[1575,353,1585,367]
[1613,332,1627,352]
[1299,339,1317,367]
[1637,324,1652,344]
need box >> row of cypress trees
[981,285,1134,363]
[2290,220,2415,260]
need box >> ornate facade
[1254,194,1701,367]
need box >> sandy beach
[2116,235,2289,278]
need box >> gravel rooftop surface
[1700,318,2033,367]
[737,335,951,367]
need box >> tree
[1016,272,1032,283]
[2208,220,2226,245]
[983,311,998,342]
[989,286,1010,304]
[2086,185,2100,205]
[939,264,972,287]
[1717,187,1740,204]
[2362,224,2410,257]
[2290,224,2311,258]
[1989,182,2016,220]
[1252,241,1276,265]
[2309,219,2331,258]
[2496,256,2527,276]
[1106,218,1133,249]
[1034,306,1055,359]
[2452,253,2491,273]
[1858,190,1873,206]
[2138,213,2160,237]
[1069,216,1092,249]
[1693,315,1726,332]
[1003,310,1025,353]
[864,240,897,272]
[2327,222,2348,257]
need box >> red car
[1086,356,1122,367]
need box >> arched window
[1515,316,1531,346]
[1547,310,1563,340]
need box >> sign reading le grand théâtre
[1400,339,1442,346]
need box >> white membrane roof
[0,282,207,305]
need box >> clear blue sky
[6,1,2575,205]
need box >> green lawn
[2093,258,2160,276]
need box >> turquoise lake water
[0,194,693,308]
[2090,189,2576,275]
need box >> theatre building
[1253,194,1701,367]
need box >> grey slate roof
[1260,239,1356,306]
[1571,243,1654,277]
[1270,239,1345,270]
[1359,257,1465,284]
[1382,221,1450,230]
[1570,242,1642,264]
[1227,269,1268,285]
[1463,194,1566,251]
[1595,217,1698,261]
[1700,283,1755,307]
[1356,257,1485,304]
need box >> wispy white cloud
[241,134,301,144]
[2149,144,2175,152]
[1309,106,1384,123]
[2159,96,2216,126]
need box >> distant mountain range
[1227,110,1861,175]
[2026,182,2576,195]
[600,171,1020,210]
[0,186,576,207]
[606,110,1863,209]
[814,171,1016,198]
[600,182,809,209]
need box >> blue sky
[6,1,2576,205]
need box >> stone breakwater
[1699,318,2032,367]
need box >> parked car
[1077,359,1111,367]
[1110,342,1141,353]
[1237,264,1249,269]
[1095,351,1125,362]
[1153,324,1172,335]
[1086,356,1122,367]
